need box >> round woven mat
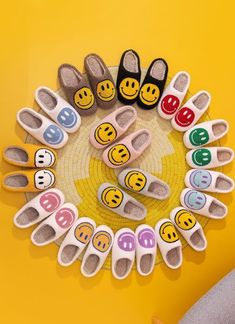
[25,67,222,269]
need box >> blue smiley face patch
[57,107,77,129]
[184,190,206,210]
[43,125,64,145]
[189,170,212,190]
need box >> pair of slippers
[89,105,151,168]
[58,54,117,116]
[2,144,57,192]
[97,170,170,221]
[17,88,81,149]
[116,49,168,110]
[156,213,207,269]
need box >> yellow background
[0,1,235,323]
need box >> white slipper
[35,86,81,133]
[58,217,96,266]
[118,168,170,200]
[81,225,114,277]
[14,188,65,228]
[183,119,229,149]
[186,147,234,169]
[31,203,78,246]
[135,224,156,276]
[170,207,207,251]
[17,108,68,149]
[89,105,137,149]
[112,228,136,280]
[155,218,182,269]
[180,188,228,219]
[97,182,146,221]
[158,71,190,119]
[171,91,211,132]
[185,169,235,193]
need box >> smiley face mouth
[190,130,200,145]
[141,91,157,103]
[175,114,191,126]
[98,90,114,99]
[121,87,138,97]
[76,95,93,107]
[162,101,178,113]
[44,150,54,166]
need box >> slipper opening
[37,89,57,111]
[60,66,81,87]
[123,51,139,73]
[209,200,227,218]
[215,176,233,191]
[166,247,181,268]
[148,181,169,199]
[131,131,151,151]
[19,110,42,129]
[87,56,105,77]
[4,174,28,188]
[150,60,167,80]
[140,254,154,274]
[32,224,56,244]
[116,108,136,128]
[124,201,145,220]
[60,244,80,265]
[4,147,28,163]
[212,121,227,137]
[193,92,210,110]
[83,254,100,275]
[15,207,39,226]
[115,258,132,278]
[173,73,189,92]
[189,229,206,250]
[217,149,233,162]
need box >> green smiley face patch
[189,128,209,146]
[192,148,212,166]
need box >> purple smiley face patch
[138,228,155,248]
[117,232,136,252]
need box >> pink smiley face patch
[175,107,195,127]
[55,208,76,229]
[39,191,61,213]
[161,94,180,115]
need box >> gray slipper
[84,54,117,109]
[58,63,97,116]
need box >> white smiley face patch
[35,149,56,167]
[34,169,55,190]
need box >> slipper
[116,49,141,105]
[155,218,182,269]
[14,188,65,228]
[84,53,117,109]
[137,58,168,110]
[3,144,57,168]
[2,168,56,192]
[17,108,68,149]
[183,119,229,149]
[118,168,170,200]
[170,207,207,251]
[58,217,96,266]
[58,64,97,116]
[80,225,114,277]
[171,91,211,132]
[135,224,156,276]
[186,147,234,169]
[158,71,190,119]
[31,203,78,246]
[97,182,147,221]
[35,86,81,133]
[180,188,228,219]
[89,106,137,149]
[102,129,152,168]
[185,169,235,193]
[112,228,136,280]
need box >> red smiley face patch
[175,107,195,127]
[161,94,180,115]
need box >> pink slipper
[89,106,137,149]
[102,129,151,168]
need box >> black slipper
[137,58,168,110]
[116,49,141,105]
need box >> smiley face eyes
[167,231,177,240]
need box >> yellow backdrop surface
[0,1,235,323]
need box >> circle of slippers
[2,49,234,280]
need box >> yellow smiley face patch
[74,87,95,110]
[119,77,140,100]
[96,80,116,102]
[139,83,160,106]
[101,187,124,208]
[124,170,147,192]
[94,122,117,145]
[107,144,131,166]
[174,209,197,231]
[160,222,179,243]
